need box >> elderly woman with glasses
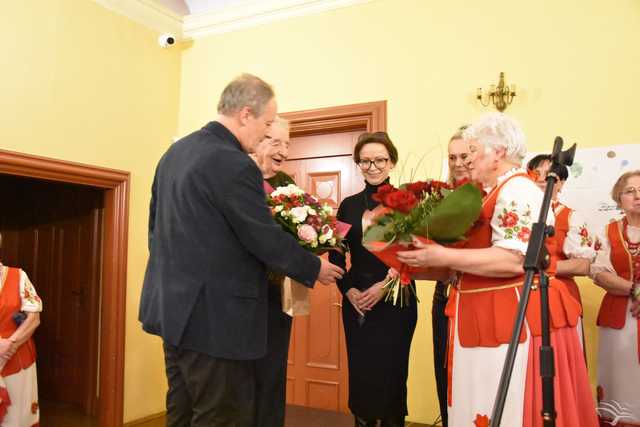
[397,113,597,427]
[590,170,640,426]
[329,132,416,427]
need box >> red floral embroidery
[518,226,531,242]
[474,413,490,427]
[500,211,519,228]
[594,238,602,252]
[578,224,593,247]
[497,201,532,242]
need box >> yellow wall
[177,0,640,423]
[1,0,181,422]
[3,0,639,424]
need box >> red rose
[404,181,431,198]
[518,226,531,242]
[501,211,519,228]
[372,184,397,203]
[383,190,418,213]
[430,180,452,193]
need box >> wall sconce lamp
[476,72,516,112]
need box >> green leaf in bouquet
[362,220,396,245]
[415,183,482,242]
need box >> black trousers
[164,342,255,427]
[254,296,293,427]
[432,282,449,427]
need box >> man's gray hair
[463,112,527,164]
[217,73,275,117]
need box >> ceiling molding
[92,0,184,38]
[92,0,375,41]
[183,0,375,39]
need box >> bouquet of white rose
[266,183,349,253]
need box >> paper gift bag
[281,277,310,317]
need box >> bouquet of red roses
[362,179,482,305]
[265,183,350,254]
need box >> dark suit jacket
[139,121,321,360]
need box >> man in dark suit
[139,73,344,427]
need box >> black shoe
[354,416,378,427]
[380,416,404,427]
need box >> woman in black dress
[329,132,417,427]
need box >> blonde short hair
[611,170,640,207]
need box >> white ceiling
[94,0,374,40]
[156,0,250,16]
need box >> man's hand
[317,257,344,285]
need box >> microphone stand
[489,138,576,427]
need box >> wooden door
[282,130,365,412]
[0,175,102,414]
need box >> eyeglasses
[358,158,389,170]
[621,187,640,197]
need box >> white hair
[272,116,289,132]
[463,112,527,163]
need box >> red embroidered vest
[445,173,582,348]
[0,267,37,376]
[554,204,583,308]
[596,220,635,329]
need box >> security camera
[158,33,176,48]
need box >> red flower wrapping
[363,236,434,285]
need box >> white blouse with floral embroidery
[489,168,554,256]
[0,266,43,313]
[555,204,597,260]
[590,222,640,278]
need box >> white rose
[290,207,308,223]
[307,207,317,216]
[274,205,284,213]
[318,225,334,244]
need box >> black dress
[254,171,295,427]
[432,282,449,427]
[329,181,418,421]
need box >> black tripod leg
[539,273,556,426]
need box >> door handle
[332,302,342,308]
